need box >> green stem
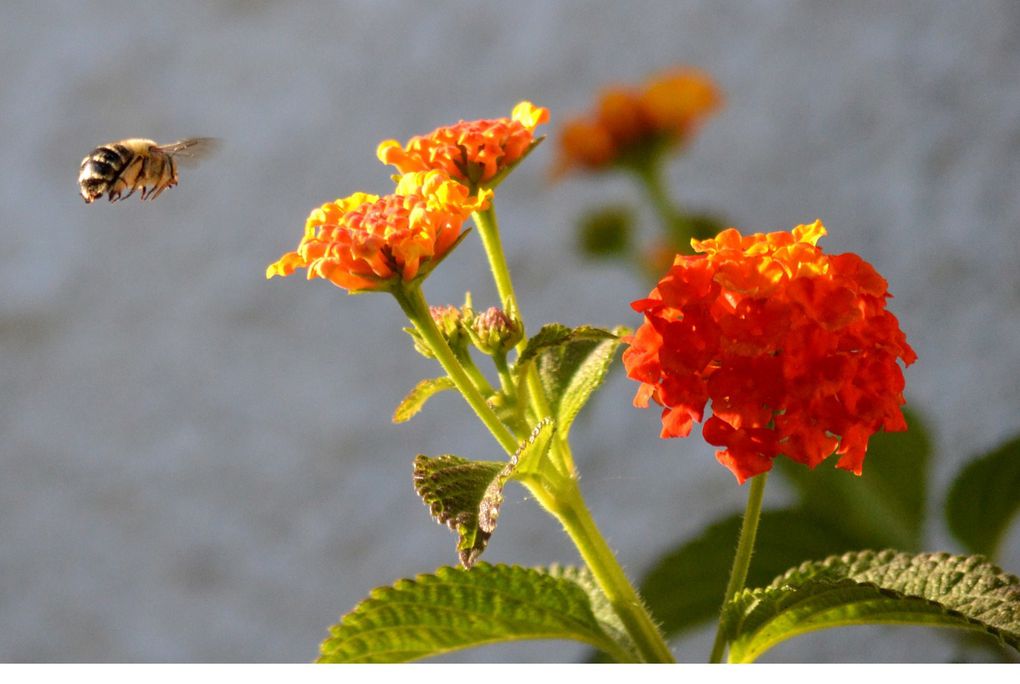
[532,478,674,663]
[493,352,514,396]
[473,205,518,312]
[472,201,665,660]
[709,472,769,663]
[393,285,519,456]
[473,204,561,466]
[455,349,496,397]
[633,155,695,248]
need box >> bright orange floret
[555,67,722,175]
[622,221,916,484]
[377,101,549,187]
[267,171,491,292]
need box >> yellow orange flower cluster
[269,102,546,292]
[267,171,491,292]
[555,68,722,175]
[622,221,916,483]
[378,102,549,186]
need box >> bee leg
[147,184,168,200]
[108,189,120,202]
[121,186,137,201]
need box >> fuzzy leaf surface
[393,377,455,423]
[946,434,1020,559]
[318,563,636,663]
[515,324,624,437]
[412,455,508,569]
[412,422,555,568]
[721,550,1020,663]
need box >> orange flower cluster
[377,101,549,186]
[267,171,491,292]
[555,68,722,175]
[622,221,916,484]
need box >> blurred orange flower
[622,221,916,484]
[267,171,491,292]
[555,68,722,175]
[377,101,549,187]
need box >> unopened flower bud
[431,305,467,351]
[403,304,468,359]
[468,306,523,356]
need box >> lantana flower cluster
[623,221,916,483]
[378,101,549,187]
[556,68,722,175]
[268,103,548,292]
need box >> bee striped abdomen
[79,137,216,204]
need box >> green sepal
[946,434,1020,559]
[392,377,455,423]
[514,324,626,437]
[317,563,637,663]
[720,550,1020,663]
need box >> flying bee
[78,137,219,203]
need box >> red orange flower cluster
[378,101,549,187]
[267,171,491,292]
[555,68,722,175]
[622,221,916,483]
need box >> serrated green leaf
[515,324,625,437]
[638,509,861,640]
[946,434,1020,559]
[779,409,932,550]
[412,423,555,568]
[412,455,508,569]
[392,377,456,424]
[318,563,637,663]
[721,550,1020,663]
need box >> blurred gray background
[2,0,1019,663]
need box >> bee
[78,137,218,203]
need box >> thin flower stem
[533,477,675,663]
[709,472,769,663]
[456,349,496,397]
[473,205,518,314]
[472,204,562,469]
[493,352,514,397]
[634,156,694,248]
[393,285,519,456]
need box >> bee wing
[157,137,220,166]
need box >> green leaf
[639,509,862,639]
[413,455,509,569]
[721,550,1020,663]
[576,205,634,259]
[318,563,637,663]
[392,377,455,424]
[515,324,626,438]
[946,434,1020,559]
[779,408,932,550]
[412,421,555,568]
[510,418,556,482]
